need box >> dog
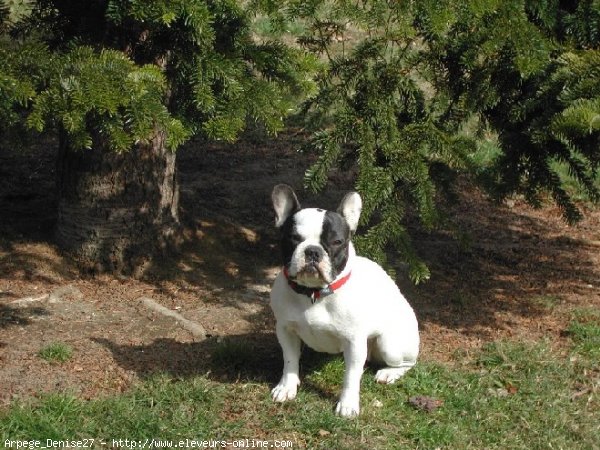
[269,184,420,418]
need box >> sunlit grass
[38,343,73,364]
[3,310,599,449]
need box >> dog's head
[272,184,362,288]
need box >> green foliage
[562,0,600,48]
[0,41,41,132]
[292,1,478,282]
[290,0,599,281]
[0,0,317,150]
[26,46,189,151]
[0,0,33,28]
[419,0,600,223]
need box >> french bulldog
[269,184,420,418]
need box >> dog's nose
[304,245,323,263]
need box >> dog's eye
[291,233,303,242]
[332,239,344,246]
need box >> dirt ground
[1,131,599,407]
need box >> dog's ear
[337,192,362,233]
[272,184,301,228]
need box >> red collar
[283,266,352,302]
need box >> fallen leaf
[408,396,444,412]
[317,429,331,437]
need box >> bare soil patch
[1,131,599,407]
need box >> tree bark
[55,130,180,275]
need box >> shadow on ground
[0,304,49,329]
[2,131,599,342]
[92,334,340,399]
[398,188,600,339]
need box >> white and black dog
[269,184,420,418]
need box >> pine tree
[278,0,479,282]
[270,0,599,282]
[2,0,598,279]
[0,0,315,272]
[419,0,600,223]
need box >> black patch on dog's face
[279,214,299,268]
[320,211,351,277]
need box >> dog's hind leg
[374,365,415,384]
[371,332,418,384]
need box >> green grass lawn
[2,311,599,449]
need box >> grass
[2,313,599,449]
[38,343,73,364]
[567,308,600,359]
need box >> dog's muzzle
[304,245,324,263]
[302,245,324,275]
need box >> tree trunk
[55,130,180,275]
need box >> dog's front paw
[335,398,360,418]
[271,382,298,402]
